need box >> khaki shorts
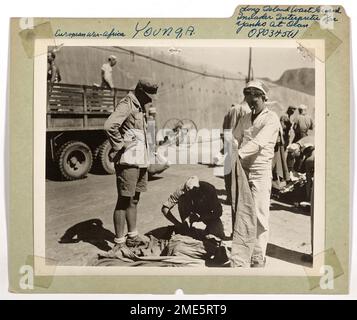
[115,164,148,197]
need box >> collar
[251,107,268,123]
[127,91,142,110]
[258,107,269,115]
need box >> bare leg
[113,196,130,238]
[126,192,140,232]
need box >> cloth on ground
[90,230,229,267]
[230,154,257,267]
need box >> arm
[222,112,230,131]
[104,100,131,155]
[161,206,182,227]
[50,65,57,83]
[238,115,280,160]
[232,112,246,149]
[161,182,188,226]
[310,118,314,131]
[280,115,287,131]
[230,105,248,131]
[228,107,239,130]
[288,125,295,145]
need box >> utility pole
[246,47,252,84]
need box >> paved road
[46,163,312,270]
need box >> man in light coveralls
[232,80,280,267]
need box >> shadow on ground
[270,202,311,216]
[146,225,175,240]
[148,175,164,181]
[58,219,115,251]
[266,243,312,267]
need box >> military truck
[46,83,129,180]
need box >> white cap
[109,55,117,60]
[298,104,307,110]
[245,80,269,96]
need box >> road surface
[45,163,312,270]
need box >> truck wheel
[57,141,93,180]
[93,140,115,174]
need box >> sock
[127,230,138,238]
[114,236,126,244]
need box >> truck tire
[93,140,115,175]
[57,140,93,180]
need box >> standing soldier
[101,55,117,90]
[104,79,159,252]
[47,51,61,83]
[292,104,314,143]
[231,80,280,267]
[280,106,296,150]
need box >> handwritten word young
[133,21,195,39]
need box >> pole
[247,47,252,83]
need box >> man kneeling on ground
[161,176,226,240]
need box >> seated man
[161,176,225,239]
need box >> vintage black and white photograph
[33,40,325,275]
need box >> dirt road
[46,163,312,269]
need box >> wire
[93,46,245,82]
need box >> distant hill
[274,68,315,96]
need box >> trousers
[245,169,272,261]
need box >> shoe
[112,242,126,252]
[109,242,136,259]
[126,234,150,247]
[250,257,266,268]
[299,201,311,208]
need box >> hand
[205,233,221,242]
[189,213,201,225]
[108,148,123,163]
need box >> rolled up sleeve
[162,183,186,210]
